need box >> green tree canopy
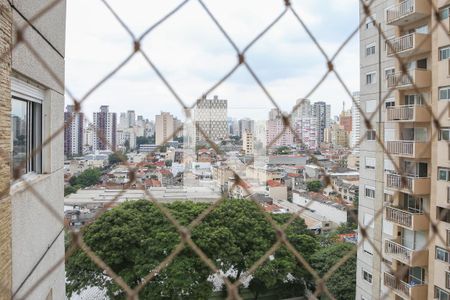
[69,168,102,188]
[311,242,356,300]
[108,151,128,165]
[306,180,322,192]
[66,200,317,299]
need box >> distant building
[242,130,254,155]
[266,118,294,148]
[64,105,84,157]
[313,101,331,143]
[155,112,175,145]
[238,118,254,137]
[269,108,282,120]
[351,91,360,152]
[194,96,228,143]
[127,110,136,127]
[93,105,117,151]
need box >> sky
[65,0,360,122]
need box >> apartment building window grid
[5,1,450,300]
[362,269,372,284]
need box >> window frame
[439,86,450,101]
[362,269,373,284]
[366,72,376,85]
[440,45,450,61]
[436,246,450,263]
[366,43,376,56]
[10,78,44,177]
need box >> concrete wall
[6,0,66,299]
[0,1,12,298]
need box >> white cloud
[65,0,360,121]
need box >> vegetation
[274,146,290,155]
[311,243,356,300]
[335,222,358,234]
[66,200,319,299]
[306,180,322,192]
[65,168,102,196]
[108,151,128,165]
[165,160,173,167]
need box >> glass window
[11,98,42,177]
[417,58,427,69]
[365,187,375,198]
[440,6,450,20]
[362,269,372,284]
[439,128,450,141]
[439,86,450,101]
[435,286,450,300]
[439,168,450,181]
[385,68,395,79]
[366,44,376,56]
[367,130,376,141]
[365,14,376,30]
[436,246,450,263]
[366,72,376,85]
[440,46,450,61]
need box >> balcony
[383,272,427,299]
[386,105,430,122]
[386,174,430,195]
[386,0,431,26]
[387,69,431,90]
[386,33,430,57]
[386,140,430,158]
[385,206,428,231]
[384,239,428,266]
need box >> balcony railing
[386,0,415,24]
[386,140,430,158]
[386,105,430,122]
[385,206,428,230]
[387,33,414,55]
[385,239,414,261]
[384,272,427,299]
[385,0,430,26]
[386,33,430,57]
[385,173,430,195]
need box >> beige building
[357,1,450,300]
[155,111,175,146]
[0,1,66,299]
[242,130,254,155]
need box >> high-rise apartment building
[93,105,117,151]
[155,112,175,145]
[194,96,228,143]
[351,91,361,152]
[0,1,66,298]
[64,105,84,157]
[238,118,255,137]
[313,101,331,144]
[242,130,254,155]
[127,110,136,128]
[357,2,450,300]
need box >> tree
[108,151,128,165]
[165,160,173,167]
[311,243,356,300]
[306,180,322,192]
[136,136,154,149]
[124,139,130,152]
[66,200,317,299]
[64,185,78,196]
[69,168,102,188]
[275,146,290,155]
[335,222,357,234]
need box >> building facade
[351,91,361,152]
[0,1,66,298]
[93,105,117,151]
[155,111,175,146]
[313,101,331,144]
[357,1,450,300]
[242,130,254,155]
[194,96,228,144]
[64,105,83,157]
